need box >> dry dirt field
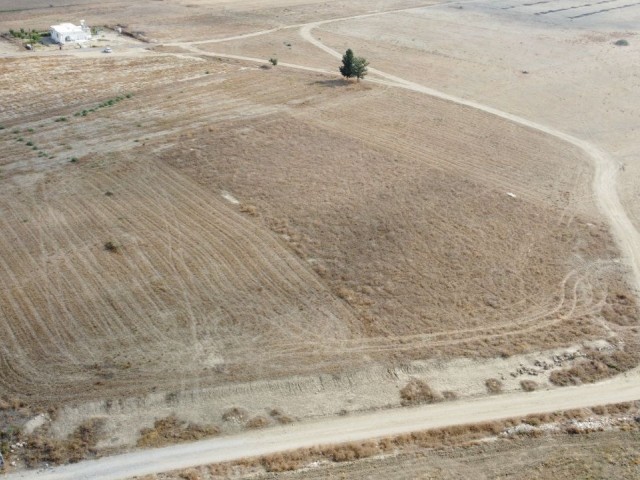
[1,0,640,474]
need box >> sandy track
[5,369,640,480]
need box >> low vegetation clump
[221,407,249,423]
[399,378,442,405]
[520,379,538,392]
[245,416,270,429]
[74,94,133,117]
[485,378,503,394]
[104,241,120,253]
[549,349,638,386]
[268,408,294,424]
[614,39,629,46]
[23,418,104,467]
[8,28,42,44]
[136,415,219,448]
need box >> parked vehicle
[102,46,112,53]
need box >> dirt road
[6,369,640,480]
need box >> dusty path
[6,369,640,480]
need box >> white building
[50,20,92,44]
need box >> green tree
[339,48,369,82]
[339,48,354,79]
[352,56,369,82]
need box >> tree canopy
[339,48,368,81]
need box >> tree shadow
[310,78,352,88]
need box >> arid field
[0,0,639,476]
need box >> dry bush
[400,378,442,405]
[261,452,303,472]
[601,286,639,326]
[550,349,639,386]
[103,240,120,253]
[245,416,270,429]
[179,469,201,480]
[520,379,538,392]
[269,408,294,425]
[239,204,257,216]
[137,415,219,448]
[442,390,458,400]
[23,418,104,467]
[321,441,379,462]
[222,407,248,423]
[485,378,503,394]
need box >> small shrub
[69,157,78,163]
[245,416,270,429]
[442,390,458,400]
[614,39,629,46]
[179,469,201,480]
[17,137,23,142]
[222,407,248,423]
[239,204,257,216]
[269,408,294,424]
[400,378,442,405]
[520,379,538,392]
[485,378,503,394]
[269,57,278,66]
[26,140,33,146]
[55,117,67,122]
[322,441,378,462]
[104,241,120,253]
[137,415,219,448]
[550,349,639,386]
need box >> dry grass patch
[520,379,538,392]
[549,349,639,386]
[269,408,294,425]
[400,378,442,406]
[222,407,249,423]
[136,415,219,448]
[23,418,104,467]
[246,416,271,429]
[485,378,503,394]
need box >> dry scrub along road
[6,371,640,480]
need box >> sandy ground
[0,0,639,472]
